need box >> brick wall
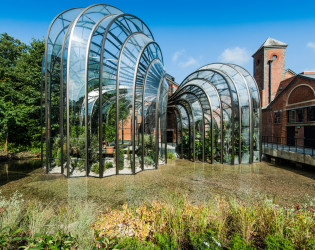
[262,76,315,144]
[253,47,286,107]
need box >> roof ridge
[252,37,288,57]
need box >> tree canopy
[0,33,44,153]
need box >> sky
[1,0,315,83]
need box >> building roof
[265,73,315,109]
[302,74,315,79]
[252,37,288,57]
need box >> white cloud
[179,57,198,68]
[219,47,250,65]
[172,49,185,62]
[172,49,199,69]
[307,42,315,52]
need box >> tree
[0,33,44,153]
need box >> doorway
[286,126,295,146]
[304,126,315,148]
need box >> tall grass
[0,191,314,249]
[0,192,97,249]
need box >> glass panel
[143,61,164,169]
[67,4,122,177]
[45,8,84,174]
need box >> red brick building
[253,38,315,147]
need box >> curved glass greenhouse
[168,63,261,165]
[42,4,261,177]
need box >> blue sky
[1,0,315,82]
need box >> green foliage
[91,162,101,174]
[154,232,178,249]
[167,151,175,160]
[144,156,154,165]
[0,33,44,153]
[115,237,156,249]
[105,161,114,169]
[118,146,124,170]
[22,231,78,249]
[229,233,254,250]
[182,134,190,158]
[73,160,85,172]
[91,161,113,174]
[0,227,22,249]
[264,234,295,250]
[189,230,222,250]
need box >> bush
[229,233,254,250]
[167,151,175,160]
[264,234,295,250]
[115,237,156,249]
[189,230,222,250]
[76,160,85,172]
[155,233,178,249]
[23,231,78,249]
[91,163,101,174]
[93,195,315,250]
[144,156,155,166]
[105,161,114,169]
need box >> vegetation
[167,150,175,159]
[1,191,313,249]
[0,33,44,155]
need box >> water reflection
[0,159,314,207]
[0,160,41,185]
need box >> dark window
[288,110,295,123]
[307,107,315,121]
[296,109,304,122]
[274,111,280,124]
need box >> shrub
[264,234,295,250]
[23,231,78,249]
[91,163,100,174]
[115,237,156,249]
[167,151,175,160]
[189,230,222,250]
[229,233,254,250]
[105,161,113,169]
[76,160,85,172]
[155,232,178,249]
[93,195,315,249]
[144,156,154,166]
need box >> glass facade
[42,4,261,177]
[168,63,261,164]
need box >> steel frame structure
[169,64,261,164]
[42,4,261,178]
[42,4,169,177]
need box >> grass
[0,192,97,249]
[0,191,314,249]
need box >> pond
[0,159,314,208]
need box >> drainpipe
[268,60,273,104]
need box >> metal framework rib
[42,3,261,179]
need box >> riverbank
[0,151,40,162]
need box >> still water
[0,159,314,208]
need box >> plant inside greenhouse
[42,3,261,178]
